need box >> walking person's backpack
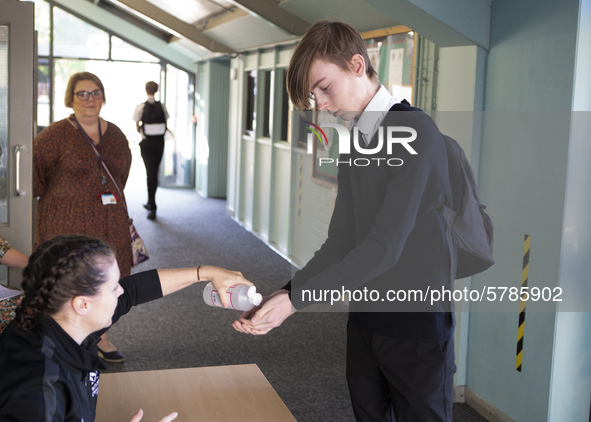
[140,101,166,136]
[438,134,495,279]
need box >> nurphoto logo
[304,121,418,167]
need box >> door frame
[0,0,35,287]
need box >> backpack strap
[439,136,461,282]
[140,100,150,123]
[389,99,422,112]
[388,101,457,282]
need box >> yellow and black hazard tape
[516,234,530,372]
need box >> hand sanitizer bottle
[203,283,263,311]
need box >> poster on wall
[389,48,403,88]
[376,32,415,105]
[388,48,412,103]
[367,46,380,75]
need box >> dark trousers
[346,323,455,422]
[139,135,165,210]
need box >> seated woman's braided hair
[15,235,116,331]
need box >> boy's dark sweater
[285,102,454,343]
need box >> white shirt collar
[353,85,395,145]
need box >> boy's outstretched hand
[232,290,295,335]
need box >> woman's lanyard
[71,115,116,205]
[72,115,106,187]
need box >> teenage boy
[233,20,455,422]
[132,81,169,220]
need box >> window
[280,74,290,142]
[111,36,159,62]
[244,70,256,136]
[32,0,50,56]
[53,59,88,120]
[261,70,272,138]
[37,59,51,130]
[32,0,196,187]
[53,7,109,59]
[163,64,193,187]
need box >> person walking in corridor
[133,81,169,220]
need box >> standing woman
[34,72,132,362]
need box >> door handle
[14,145,24,197]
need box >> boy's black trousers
[346,322,455,422]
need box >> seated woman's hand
[199,265,253,308]
[130,409,178,422]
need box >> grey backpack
[437,134,495,279]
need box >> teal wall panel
[195,58,230,198]
[208,58,230,198]
[466,0,583,420]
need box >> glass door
[0,1,35,287]
[161,64,195,187]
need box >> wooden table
[95,364,296,422]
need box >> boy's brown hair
[286,20,377,111]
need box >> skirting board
[454,385,516,422]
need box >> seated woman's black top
[0,270,162,422]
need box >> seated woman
[0,234,252,422]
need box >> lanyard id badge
[99,174,117,205]
[101,191,117,205]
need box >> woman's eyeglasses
[74,90,104,101]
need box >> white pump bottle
[203,283,262,312]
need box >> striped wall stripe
[516,234,530,372]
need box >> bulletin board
[365,30,415,104]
